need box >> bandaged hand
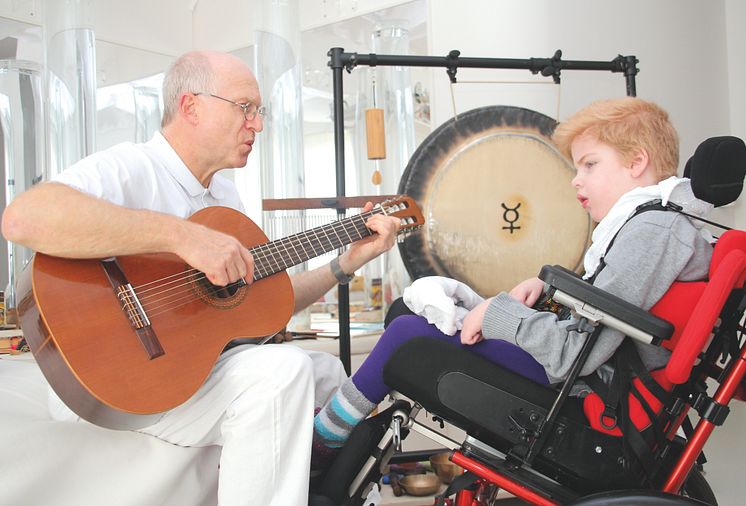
[402,276,485,335]
[460,298,494,345]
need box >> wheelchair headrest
[683,136,746,207]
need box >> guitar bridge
[101,258,165,360]
[117,283,151,329]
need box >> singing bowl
[398,473,442,496]
[397,105,592,296]
[429,452,464,484]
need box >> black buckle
[600,408,618,430]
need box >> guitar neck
[249,209,379,280]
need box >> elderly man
[2,50,400,505]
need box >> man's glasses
[193,92,266,122]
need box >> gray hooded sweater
[481,181,713,385]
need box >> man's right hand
[175,221,254,287]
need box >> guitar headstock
[377,195,425,239]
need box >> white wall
[716,0,746,229]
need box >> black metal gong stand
[327,47,638,374]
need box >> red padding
[666,250,746,384]
[649,282,706,352]
[583,369,673,436]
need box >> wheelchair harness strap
[587,198,726,284]
[584,200,694,482]
[585,340,672,481]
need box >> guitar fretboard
[249,209,381,280]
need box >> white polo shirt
[52,132,245,218]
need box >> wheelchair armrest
[538,265,674,345]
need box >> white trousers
[49,345,347,506]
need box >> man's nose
[246,114,264,132]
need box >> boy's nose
[571,173,581,187]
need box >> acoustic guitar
[17,197,423,430]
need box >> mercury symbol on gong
[501,202,521,234]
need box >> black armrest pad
[539,265,674,343]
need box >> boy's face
[570,134,639,223]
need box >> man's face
[570,134,637,223]
[199,63,264,171]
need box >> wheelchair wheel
[681,468,717,505]
[566,469,716,506]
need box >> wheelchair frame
[311,135,746,506]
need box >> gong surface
[398,105,591,297]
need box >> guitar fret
[352,218,367,239]
[351,213,371,239]
[282,235,304,266]
[316,225,332,252]
[266,241,286,273]
[334,219,352,244]
[250,245,272,279]
[274,238,293,270]
[291,232,313,261]
[308,230,326,257]
[252,243,274,279]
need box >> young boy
[311,97,714,463]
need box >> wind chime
[364,72,386,308]
[365,72,386,190]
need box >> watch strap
[330,256,355,284]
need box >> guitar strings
[129,208,378,292]
[140,222,369,317]
[128,209,382,318]
[137,213,372,306]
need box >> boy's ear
[628,148,650,178]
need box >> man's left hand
[338,202,400,274]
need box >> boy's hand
[508,277,544,307]
[460,297,493,345]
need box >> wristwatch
[330,256,355,284]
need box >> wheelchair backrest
[649,230,746,385]
[652,135,746,384]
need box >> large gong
[398,105,592,297]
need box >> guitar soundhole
[190,271,248,309]
[206,280,241,299]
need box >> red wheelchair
[310,136,746,506]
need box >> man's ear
[179,93,199,125]
[629,148,650,178]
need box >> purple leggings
[352,314,549,403]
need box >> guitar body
[17,207,293,430]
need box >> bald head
[161,51,256,127]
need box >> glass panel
[0,60,44,311]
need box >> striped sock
[313,378,376,448]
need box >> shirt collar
[150,131,226,200]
